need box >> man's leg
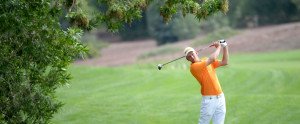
[212,95,226,124]
[199,98,217,124]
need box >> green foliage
[81,33,108,58]
[227,0,300,28]
[92,0,151,32]
[160,0,229,22]
[147,1,199,45]
[119,12,150,41]
[171,14,201,40]
[90,0,228,41]
[198,0,300,30]
[292,0,300,9]
[0,0,86,123]
[67,11,90,29]
[199,13,229,33]
[52,50,300,123]
[63,0,150,32]
[147,0,228,45]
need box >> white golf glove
[219,39,227,47]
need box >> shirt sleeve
[212,60,221,68]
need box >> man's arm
[206,41,221,66]
[219,46,229,66]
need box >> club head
[157,64,163,70]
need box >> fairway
[52,50,300,124]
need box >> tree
[147,0,201,45]
[119,12,150,41]
[91,0,228,43]
[227,0,300,28]
[149,0,228,45]
[0,0,228,123]
[0,0,87,123]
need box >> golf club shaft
[196,45,212,53]
[161,55,185,66]
[161,45,212,66]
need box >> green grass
[192,27,239,47]
[52,50,300,124]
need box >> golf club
[157,40,226,70]
[157,45,212,70]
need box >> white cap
[184,47,195,56]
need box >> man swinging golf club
[184,40,228,124]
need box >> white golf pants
[199,93,226,124]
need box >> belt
[202,93,224,99]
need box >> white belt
[202,93,224,99]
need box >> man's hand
[219,40,229,66]
[212,41,221,48]
[219,39,227,48]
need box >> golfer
[184,40,229,124]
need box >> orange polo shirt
[190,58,222,95]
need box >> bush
[199,13,229,33]
[147,1,200,45]
[0,1,86,123]
[119,12,150,41]
[81,33,108,59]
[227,0,300,28]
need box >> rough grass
[52,50,300,124]
[137,44,181,60]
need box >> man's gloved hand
[219,39,227,48]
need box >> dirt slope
[76,39,156,66]
[76,22,300,66]
[228,22,300,53]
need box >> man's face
[186,51,198,63]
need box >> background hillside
[76,22,300,66]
